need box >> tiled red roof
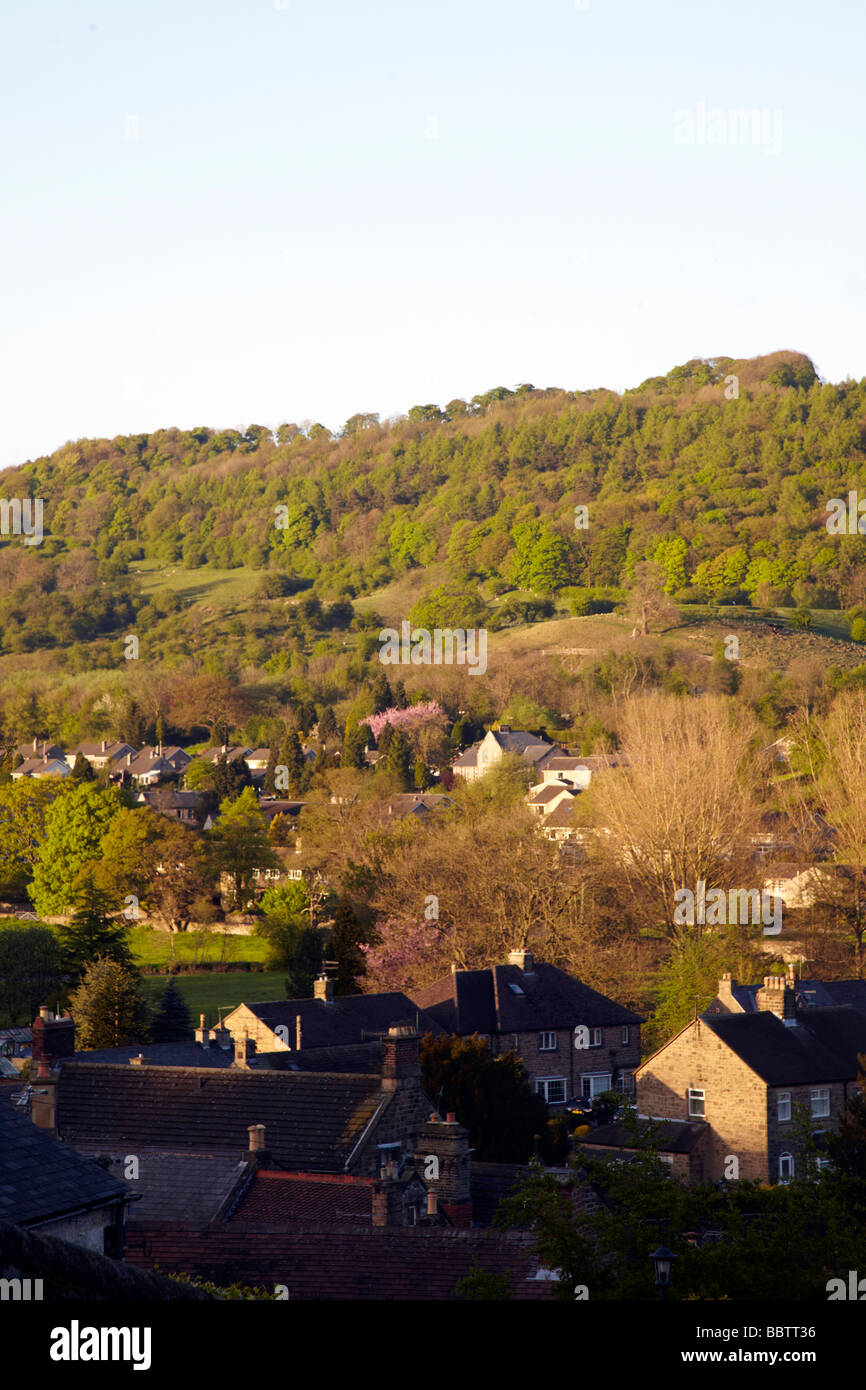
[230,1171,373,1224]
[126,1222,551,1299]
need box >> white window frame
[618,1070,635,1095]
[588,1027,603,1048]
[779,1151,794,1182]
[810,1087,830,1118]
[688,1087,705,1118]
[536,1076,567,1105]
[580,1072,612,1100]
[621,1025,630,1045]
[777,1091,791,1122]
[539,1031,557,1051]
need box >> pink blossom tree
[360,915,446,994]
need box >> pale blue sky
[2,0,864,467]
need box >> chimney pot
[446,1112,457,1124]
[427,1191,438,1216]
[248,1124,266,1152]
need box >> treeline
[3,349,866,614]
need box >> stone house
[626,975,866,1183]
[451,727,563,782]
[220,978,438,1055]
[412,951,643,1107]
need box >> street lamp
[650,1244,677,1300]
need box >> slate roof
[383,793,454,819]
[0,1220,214,1301]
[68,1042,235,1068]
[71,1147,250,1224]
[55,1063,386,1172]
[706,977,866,1017]
[542,803,578,830]
[528,783,576,805]
[412,963,643,1034]
[125,1222,550,1299]
[229,1171,375,1225]
[703,1008,866,1085]
[258,799,305,821]
[492,730,555,754]
[236,992,434,1048]
[12,756,71,778]
[0,1101,133,1229]
[581,1119,707,1155]
[255,1041,386,1073]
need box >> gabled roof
[71,1147,249,1224]
[11,756,71,778]
[491,729,555,754]
[69,1042,235,1068]
[581,1119,707,1155]
[125,1222,549,1300]
[55,1063,385,1172]
[256,1042,386,1073]
[705,977,866,1018]
[528,783,577,805]
[199,745,253,764]
[0,1100,132,1229]
[238,993,434,1048]
[70,741,136,760]
[412,963,643,1034]
[15,741,64,760]
[704,1008,866,1085]
[229,1171,377,1225]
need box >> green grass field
[127,925,269,969]
[128,561,263,609]
[139,970,289,1026]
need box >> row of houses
[6,739,312,786]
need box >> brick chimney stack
[756,975,796,1020]
[247,1124,272,1168]
[381,1024,421,1093]
[716,973,739,1012]
[416,1112,472,1227]
[314,975,334,1004]
[195,1014,210,1046]
[31,1008,75,1068]
[417,1117,469,1228]
[507,949,534,973]
[233,1032,255,1068]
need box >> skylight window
[508,982,524,995]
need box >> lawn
[127,925,270,969]
[139,970,289,1026]
[128,561,263,609]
